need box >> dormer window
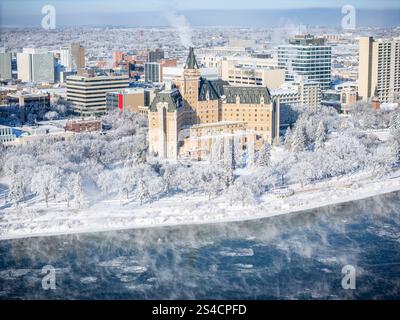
[236,95,240,104]
[206,91,210,100]
[260,96,265,104]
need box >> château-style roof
[223,86,272,104]
[150,48,273,111]
[184,47,199,69]
[149,88,184,112]
[198,79,229,101]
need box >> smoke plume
[164,10,193,49]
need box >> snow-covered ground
[1,168,400,241]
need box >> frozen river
[1,191,399,299]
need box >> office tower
[148,48,164,63]
[17,48,55,83]
[220,60,285,90]
[0,49,12,80]
[66,74,129,116]
[278,35,332,89]
[144,62,161,83]
[358,36,400,103]
[60,43,85,71]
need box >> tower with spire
[178,47,202,124]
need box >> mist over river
[1,192,400,299]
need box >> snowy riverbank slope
[1,169,400,240]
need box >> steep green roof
[223,86,272,104]
[198,79,229,101]
[149,88,184,112]
[184,47,199,70]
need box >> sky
[1,0,400,27]
[2,0,400,12]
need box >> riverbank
[1,169,400,241]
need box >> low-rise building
[106,88,156,114]
[6,91,51,122]
[65,119,101,133]
[0,125,16,144]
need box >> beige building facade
[221,60,285,90]
[359,36,400,103]
[148,48,279,160]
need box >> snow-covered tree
[31,165,61,207]
[284,127,292,150]
[73,174,83,209]
[288,158,315,187]
[226,177,256,206]
[97,170,119,195]
[162,163,176,194]
[315,121,326,150]
[44,111,59,121]
[291,125,307,153]
[8,174,24,207]
[135,177,150,205]
[60,172,81,208]
[0,142,5,175]
[256,142,271,168]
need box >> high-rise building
[278,35,332,89]
[66,74,129,116]
[144,62,161,83]
[17,48,55,83]
[358,37,400,103]
[148,48,164,62]
[0,49,12,80]
[60,43,85,71]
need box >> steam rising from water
[1,192,400,299]
[163,10,193,48]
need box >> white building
[0,49,12,80]
[276,76,322,108]
[60,43,85,71]
[220,60,285,90]
[144,62,161,83]
[162,67,219,83]
[278,35,332,89]
[17,48,55,83]
[200,55,276,78]
[0,125,16,144]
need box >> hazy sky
[2,0,400,13]
[1,0,400,27]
